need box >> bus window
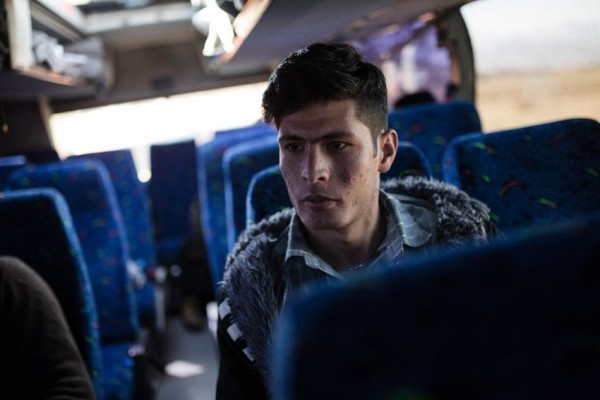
[49,81,267,181]
[461,0,600,131]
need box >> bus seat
[246,164,288,227]
[245,141,432,226]
[149,139,198,267]
[214,121,273,137]
[273,217,600,400]
[71,149,158,328]
[223,135,279,252]
[442,117,600,233]
[0,188,105,400]
[0,154,28,188]
[7,160,142,400]
[384,141,432,179]
[21,148,61,164]
[388,100,482,179]
[198,124,276,291]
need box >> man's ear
[378,129,398,173]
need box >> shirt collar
[284,210,343,278]
[380,190,434,248]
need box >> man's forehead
[278,100,368,139]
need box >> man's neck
[304,204,387,271]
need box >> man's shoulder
[382,176,493,245]
[383,176,488,213]
[222,208,292,288]
[217,210,291,379]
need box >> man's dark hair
[262,43,388,143]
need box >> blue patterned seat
[0,155,27,188]
[72,149,157,327]
[245,141,432,226]
[273,217,600,399]
[198,124,276,290]
[149,139,198,266]
[246,165,288,226]
[383,142,432,179]
[0,188,105,400]
[223,134,279,251]
[442,118,600,233]
[388,100,482,178]
[7,160,140,400]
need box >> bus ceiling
[0,0,477,112]
[213,0,475,77]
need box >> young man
[216,43,494,399]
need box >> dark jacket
[0,256,95,400]
[216,177,495,399]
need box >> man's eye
[285,143,303,152]
[328,142,347,151]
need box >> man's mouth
[301,194,337,209]
[302,194,334,202]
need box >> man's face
[278,99,390,234]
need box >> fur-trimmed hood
[220,177,493,388]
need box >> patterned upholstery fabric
[214,121,273,137]
[8,159,139,342]
[388,100,482,178]
[273,217,600,400]
[72,149,157,326]
[223,135,279,252]
[442,118,600,233]
[0,155,27,188]
[101,343,135,400]
[384,142,432,179]
[0,188,105,400]
[7,160,139,399]
[149,139,198,266]
[198,124,276,289]
[245,142,432,226]
[245,164,288,226]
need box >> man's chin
[297,213,342,232]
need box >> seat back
[388,100,482,178]
[8,159,139,343]
[0,155,27,188]
[273,217,600,400]
[0,188,105,399]
[223,135,279,252]
[245,142,432,226]
[442,118,600,232]
[384,142,432,179]
[71,149,157,325]
[245,165,290,226]
[149,139,198,265]
[198,124,276,289]
[72,149,157,276]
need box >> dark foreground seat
[273,217,600,400]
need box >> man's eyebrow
[278,131,354,143]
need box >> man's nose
[301,147,328,183]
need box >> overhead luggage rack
[0,0,109,100]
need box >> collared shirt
[272,189,435,300]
